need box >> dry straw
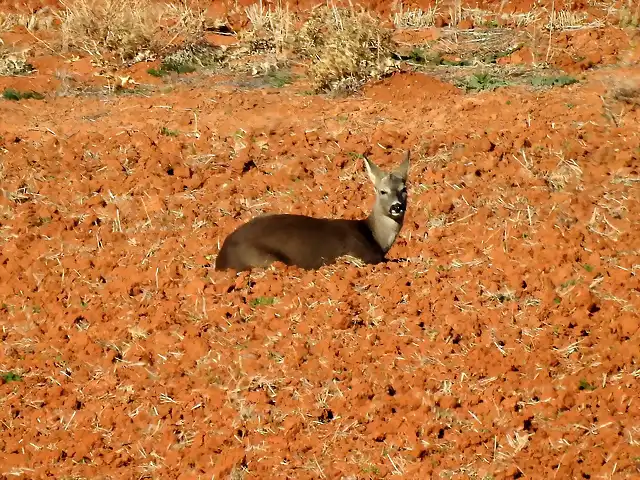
[57,0,206,63]
[296,5,397,93]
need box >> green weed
[578,379,596,391]
[3,88,44,101]
[265,70,293,88]
[250,296,277,307]
[461,73,509,92]
[161,126,179,137]
[1,372,22,383]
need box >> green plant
[161,59,197,74]
[461,73,508,92]
[250,296,277,307]
[1,371,22,383]
[2,88,44,100]
[405,47,442,65]
[161,126,179,136]
[147,67,168,77]
[578,379,596,391]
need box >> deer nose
[390,203,405,216]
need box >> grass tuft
[0,7,57,32]
[296,6,397,93]
[392,2,438,29]
[250,296,277,307]
[58,0,207,63]
[160,126,179,136]
[58,0,164,62]
[0,48,35,76]
[578,378,596,391]
[241,0,296,56]
[264,69,293,88]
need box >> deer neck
[366,205,403,254]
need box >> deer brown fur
[215,150,411,271]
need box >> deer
[214,150,411,272]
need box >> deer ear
[363,156,383,186]
[393,150,410,182]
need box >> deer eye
[380,190,388,195]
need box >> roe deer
[215,150,411,271]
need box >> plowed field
[1,1,639,479]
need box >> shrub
[296,6,397,93]
[58,0,206,63]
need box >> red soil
[1,1,639,479]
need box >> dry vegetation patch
[240,0,296,56]
[6,0,625,96]
[296,6,398,93]
[231,3,400,92]
[50,1,400,93]
[392,1,438,29]
[57,0,207,63]
[0,45,34,76]
[617,1,640,27]
[0,7,57,32]
[546,9,605,30]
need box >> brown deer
[215,150,410,271]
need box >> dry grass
[392,1,439,29]
[546,9,604,30]
[545,158,583,192]
[296,6,397,93]
[57,0,207,63]
[58,0,164,62]
[461,7,541,27]
[0,7,57,32]
[0,45,35,76]
[161,41,227,71]
[234,3,399,91]
[618,0,640,27]
[240,0,296,57]
[613,86,640,106]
